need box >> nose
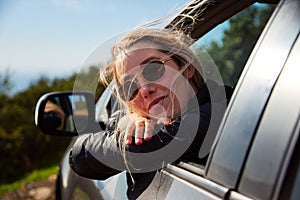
[139,83,156,99]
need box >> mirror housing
[35,91,100,136]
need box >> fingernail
[126,139,132,145]
[144,134,152,141]
[136,138,143,145]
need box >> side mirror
[35,91,100,136]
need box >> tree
[0,68,13,94]
[72,65,105,100]
[0,66,105,184]
[0,75,69,183]
[206,5,275,86]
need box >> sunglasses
[117,58,171,101]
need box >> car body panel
[95,172,128,200]
[205,0,300,188]
[239,33,300,200]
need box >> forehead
[115,41,167,79]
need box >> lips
[148,96,167,110]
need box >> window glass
[191,3,276,87]
[189,3,276,164]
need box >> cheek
[164,82,192,117]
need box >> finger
[135,120,145,145]
[144,119,154,141]
[125,120,135,145]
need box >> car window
[188,3,276,164]
[191,3,275,87]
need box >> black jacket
[69,80,232,199]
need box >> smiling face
[116,41,197,119]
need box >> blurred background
[0,0,189,196]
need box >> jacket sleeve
[69,82,232,180]
[69,130,124,180]
[68,119,186,180]
[68,107,209,180]
[68,122,181,180]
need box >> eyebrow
[140,56,162,65]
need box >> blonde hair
[100,27,205,102]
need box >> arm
[69,131,124,180]
[68,122,179,180]
[69,107,209,180]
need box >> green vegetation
[205,5,275,86]
[74,187,91,200]
[0,165,58,196]
[0,66,105,185]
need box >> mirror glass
[42,94,89,133]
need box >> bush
[0,66,104,184]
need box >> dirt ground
[0,174,56,200]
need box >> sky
[0,0,191,94]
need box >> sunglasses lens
[118,60,167,101]
[142,61,165,82]
[119,81,139,101]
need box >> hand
[117,106,171,146]
[117,113,153,145]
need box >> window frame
[238,27,300,199]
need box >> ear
[185,64,195,79]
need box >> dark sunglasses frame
[117,58,172,101]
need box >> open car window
[191,3,276,87]
[179,2,277,166]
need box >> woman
[69,27,231,199]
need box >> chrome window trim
[228,191,253,200]
[164,164,229,199]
